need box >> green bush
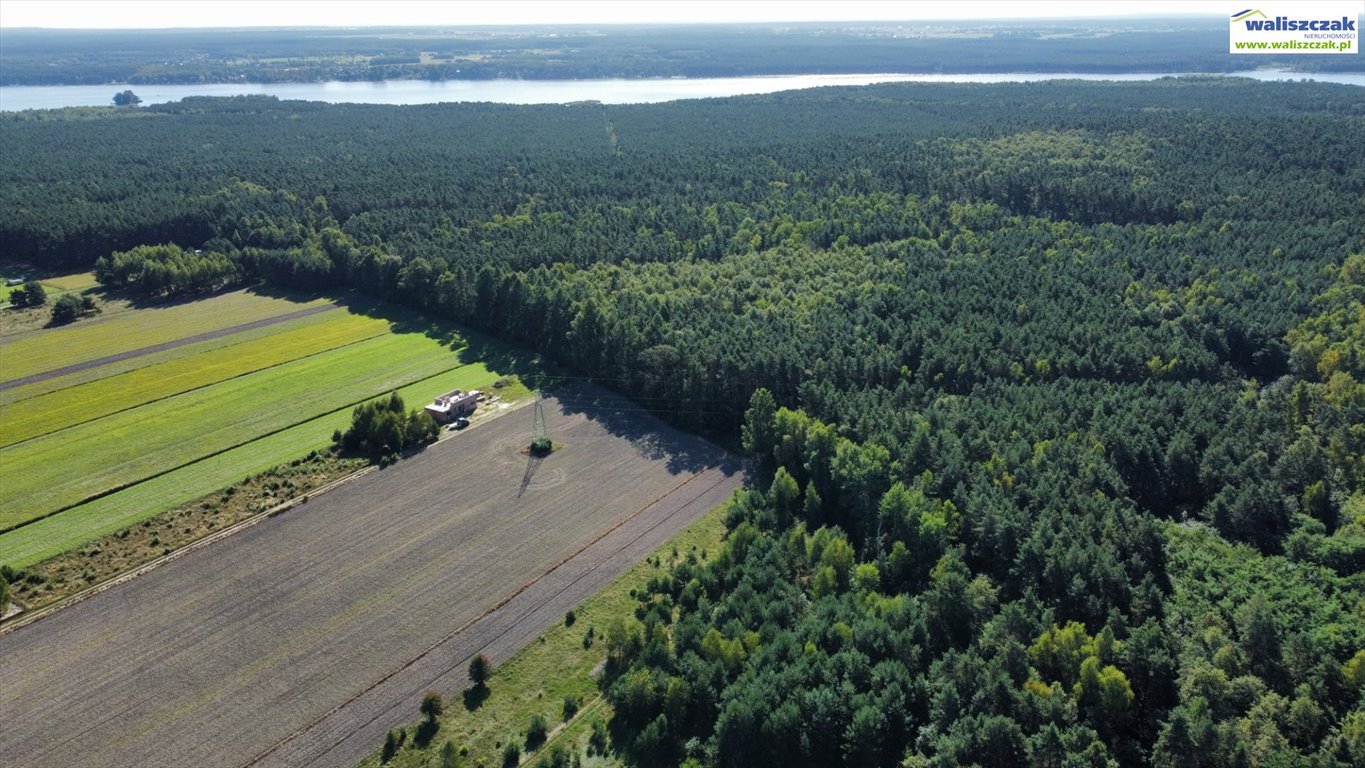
[525,713,549,750]
[10,280,46,307]
[562,694,579,721]
[335,392,438,459]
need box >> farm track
[0,387,745,768]
[0,302,338,390]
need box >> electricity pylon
[532,391,548,444]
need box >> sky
[0,0,1238,29]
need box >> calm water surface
[1,70,1361,111]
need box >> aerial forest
[2,79,1363,766]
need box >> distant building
[424,389,480,423]
[5,277,25,286]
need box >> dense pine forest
[3,79,1363,766]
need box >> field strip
[0,351,478,535]
[0,333,471,529]
[0,364,510,567]
[0,289,331,379]
[0,308,358,407]
[255,463,743,768]
[0,302,339,389]
[0,312,390,447]
[0,399,538,635]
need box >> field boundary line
[0,302,339,390]
[0,359,479,535]
[0,397,538,633]
[0,330,394,450]
[243,466,711,768]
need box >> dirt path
[0,388,745,768]
[0,303,338,390]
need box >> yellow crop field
[0,309,352,406]
[0,289,332,382]
[0,311,389,447]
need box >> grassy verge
[356,502,729,768]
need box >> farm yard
[0,389,745,768]
[0,287,528,566]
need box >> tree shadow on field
[414,719,440,748]
[244,285,747,479]
[462,684,490,712]
[546,381,747,478]
[261,285,560,386]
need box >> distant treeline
[1,21,1360,86]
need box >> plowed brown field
[0,387,745,768]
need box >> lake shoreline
[2,69,1362,111]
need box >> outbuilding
[424,389,480,423]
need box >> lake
[1,70,1361,111]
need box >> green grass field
[0,307,359,406]
[0,364,512,567]
[40,272,97,291]
[0,290,332,382]
[0,311,389,446]
[0,331,474,530]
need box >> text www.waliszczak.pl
[1233,39,1354,50]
